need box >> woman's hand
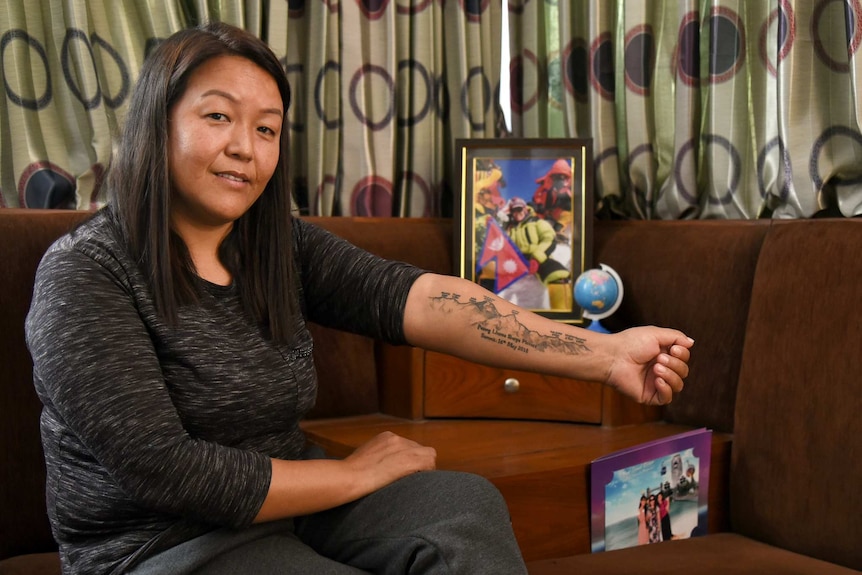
[345,431,437,492]
[605,327,693,405]
[255,432,435,523]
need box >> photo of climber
[455,139,593,324]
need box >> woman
[637,495,649,545]
[499,196,569,309]
[25,22,693,575]
[647,495,663,544]
[658,491,673,541]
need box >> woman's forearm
[254,431,436,523]
[402,273,615,383]
[403,273,693,406]
[253,458,363,522]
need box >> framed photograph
[589,428,713,553]
[454,138,594,324]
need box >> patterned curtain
[0,0,501,217]
[507,0,862,219]
[0,0,260,209]
[2,2,152,209]
[269,0,501,216]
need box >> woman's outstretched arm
[401,273,693,406]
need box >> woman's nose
[226,126,253,160]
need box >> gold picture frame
[454,138,594,324]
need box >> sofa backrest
[301,217,452,419]
[0,209,88,559]
[595,220,770,433]
[729,218,862,570]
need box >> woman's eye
[207,112,227,121]
[258,126,276,135]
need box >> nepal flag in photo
[476,217,531,293]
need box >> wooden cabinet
[377,345,662,426]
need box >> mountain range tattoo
[430,292,590,355]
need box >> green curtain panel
[2,1,861,218]
[0,0,500,216]
[269,0,501,216]
[0,0,261,209]
[1,1,177,209]
[508,0,862,218]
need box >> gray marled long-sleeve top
[24,209,425,575]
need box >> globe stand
[586,317,612,334]
[575,263,624,334]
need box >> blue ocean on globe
[574,269,620,315]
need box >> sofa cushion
[0,209,88,561]
[0,552,61,575]
[526,533,861,575]
[729,219,862,570]
[595,220,770,432]
[306,323,379,418]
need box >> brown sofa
[1,209,859,574]
[529,219,862,574]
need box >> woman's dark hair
[107,21,296,344]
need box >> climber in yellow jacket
[503,197,572,310]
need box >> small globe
[574,268,621,318]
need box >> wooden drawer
[423,351,603,423]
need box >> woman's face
[167,55,283,234]
[511,206,526,222]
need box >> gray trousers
[129,470,528,575]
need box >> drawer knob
[503,377,520,393]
